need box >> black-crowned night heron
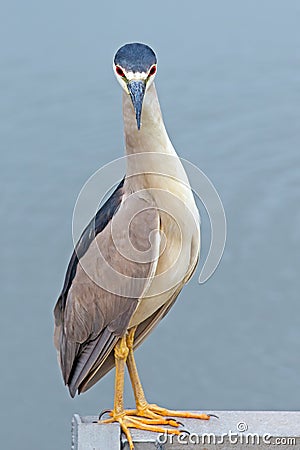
[54,42,211,449]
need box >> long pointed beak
[127,80,146,130]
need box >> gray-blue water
[1,1,300,448]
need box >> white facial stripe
[113,65,156,94]
[124,71,147,81]
[114,64,156,79]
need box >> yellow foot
[98,413,181,450]
[145,403,211,420]
[124,403,211,421]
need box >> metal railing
[72,411,300,449]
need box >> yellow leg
[98,333,181,450]
[126,327,148,411]
[112,334,128,417]
[126,326,210,422]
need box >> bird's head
[113,43,157,130]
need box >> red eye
[149,65,156,76]
[116,66,125,77]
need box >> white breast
[129,173,200,328]
[123,82,200,328]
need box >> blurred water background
[1,1,300,449]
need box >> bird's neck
[122,83,195,210]
[122,82,182,184]
[123,83,174,157]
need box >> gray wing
[54,187,160,397]
[79,285,183,394]
[79,250,200,393]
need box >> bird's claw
[98,409,112,420]
[166,418,184,427]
